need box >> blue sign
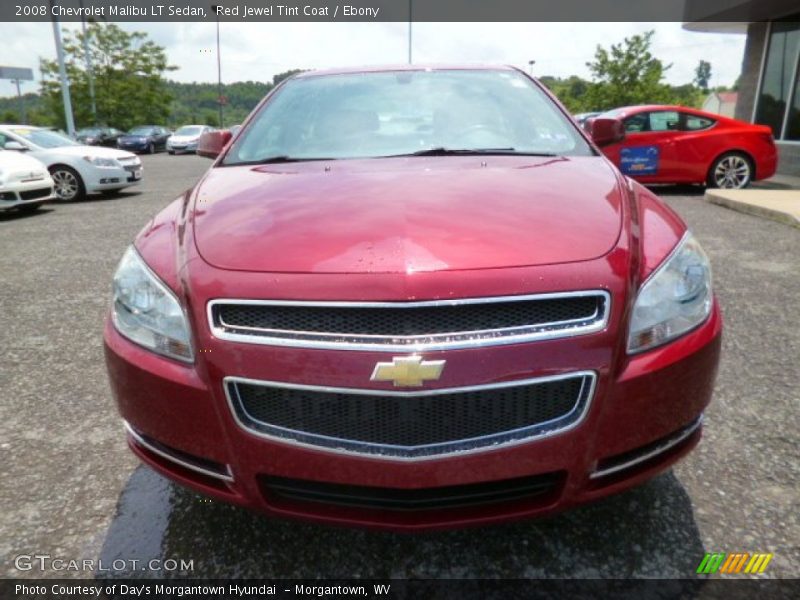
[620,145,659,176]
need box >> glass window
[684,115,716,131]
[755,18,800,138]
[224,69,593,163]
[648,111,680,131]
[623,113,649,133]
[10,128,77,148]
[786,71,800,140]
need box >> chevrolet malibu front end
[104,66,721,530]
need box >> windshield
[77,128,102,136]
[223,69,593,164]
[128,127,155,136]
[11,128,78,149]
[175,126,203,136]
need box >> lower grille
[19,187,51,201]
[260,472,564,511]
[226,372,595,459]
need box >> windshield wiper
[385,147,558,158]
[224,155,335,166]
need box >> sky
[0,21,746,99]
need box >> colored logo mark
[697,552,773,575]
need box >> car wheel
[708,152,753,189]
[49,165,85,202]
[17,202,42,213]
[168,150,175,155]
[148,143,155,154]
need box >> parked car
[0,125,142,202]
[166,125,216,154]
[75,127,124,147]
[0,149,55,212]
[117,126,171,154]
[588,105,777,188]
[107,66,721,530]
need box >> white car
[0,125,143,202]
[0,150,55,212]
[167,125,215,154]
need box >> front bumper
[117,141,150,153]
[84,165,142,192]
[167,142,198,153]
[0,179,54,210]
[104,300,721,530]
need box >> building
[702,91,738,117]
[685,3,799,176]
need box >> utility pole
[79,0,97,124]
[408,0,412,64]
[50,0,75,136]
[212,5,224,128]
[14,79,26,123]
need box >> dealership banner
[2,579,800,600]
[3,0,800,22]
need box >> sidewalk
[705,186,800,229]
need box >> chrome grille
[209,291,609,352]
[225,372,595,460]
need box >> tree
[694,60,712,91]
[583,30,676,110]
[39,23,176,130]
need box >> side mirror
[197,130,232,159]
[4,141,27,151]
[588,117,625,147]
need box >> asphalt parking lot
[1,153,798,579]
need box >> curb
[704,190,800,229]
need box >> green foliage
[583,30,677,110]
[39,23,176,131]
[694,60,712,91]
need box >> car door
[158,128,170,149]
[670,112,719,183]
[603,110,682,183]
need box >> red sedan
[104,66,721,530]
[588,105,777,188]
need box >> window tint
[623,113,649,133]
[648,111,680,131]
[684,115,715,131]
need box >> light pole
[212,5,224,128]
[528,60,536,76]
[408,0,412,64]
[49,0,75,136]
[79,0,97,125]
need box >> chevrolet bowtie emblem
[370,356,446,387]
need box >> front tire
[148,143,155,154]
[49,165,85,202]
[708,152,753,189]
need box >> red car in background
[588,105,777,189]
[105,67,722,530]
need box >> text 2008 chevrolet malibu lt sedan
[104,66,722,530]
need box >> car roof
[294,64,519,79]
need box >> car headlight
[84,156,120,168]
[111,246,194,362]
[627,232,713,354]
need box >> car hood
[192,156,625,274]
[0,150,49,173]
[119,135,148,142]
[169,135,200,143]
[41,145,137,160]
